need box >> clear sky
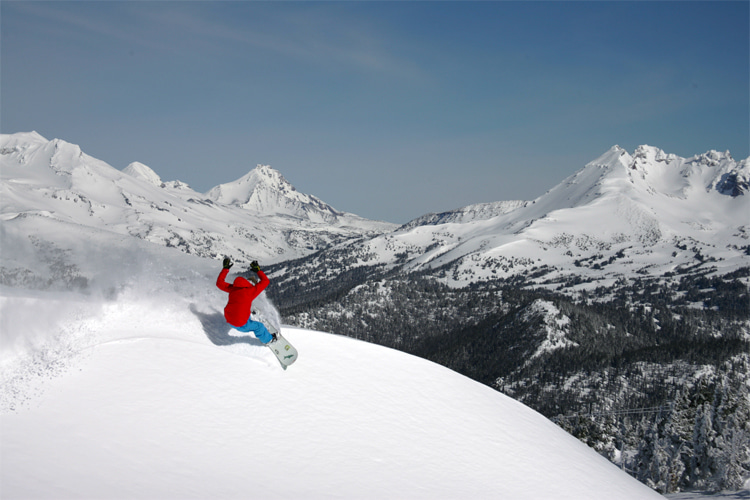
[2,1,748,223]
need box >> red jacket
[216,268,270,327]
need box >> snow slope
[0,279,662,499]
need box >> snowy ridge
[299,144,749,289]
[399,199,527,230]
[0,132,396,276]
[523,299,578,361]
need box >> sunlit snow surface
[1,280,662,499]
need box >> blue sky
[2,1,748,223]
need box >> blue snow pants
[233,319,273,344]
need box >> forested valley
[266,259,750,495]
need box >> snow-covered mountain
[0,250,663,499]
[4,132,745,293]
[122,161,164,187]
[206,164,346,224]
[0,132,396,288]
[399,199,527,230]
[280,144,748,290]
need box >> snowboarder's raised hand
[223,257,234,269]
[250,260,261,273]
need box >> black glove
[250,260,261,273]
[222,257,233,269]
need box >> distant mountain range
[2,131,747,291]
[0,132,395,287]
[270,143,748,293]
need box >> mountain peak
[632,144,672,162]
[254,163,287,181]
[206,164,343,222]
[205,164,297,206]
[248,164,298,197]
[122,162,163,187]
[585,145,632,170]
[713,157,750,197]
[687,149,734,167]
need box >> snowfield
[1,278,662,499]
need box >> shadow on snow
[189,304,264,347]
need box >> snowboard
[266,324,298,369]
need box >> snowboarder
[216,257,275,344]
